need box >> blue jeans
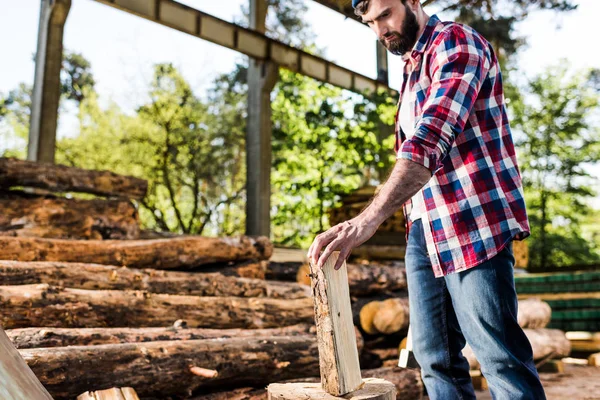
[405,219,546,400]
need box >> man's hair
[354,0,407,17]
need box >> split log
[77,387,139,400]
[191,367,423,400]
[309,253,361,395]
[0,260,307,299]
[20,336,322,400]
[0,326,53,399]
[0,191,139,240]
[0,157,148,199]
[297,261,408,297]
[6,324,317,349]
[267,378,396,400]
[0,235,272,270]
[517,298,552,329]
[0,284,313,329]
[200,260,268,279]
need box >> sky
[0,0,598,198]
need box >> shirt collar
[402,14,440,62]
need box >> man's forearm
[358,159,431,230]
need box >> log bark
[267,378,396,400]
[298,262,408,297]
[200,260,268,279]
[0,157,148,199]
[0,260,308,299]
[0,191,139,240]
[0,284,313,329]
[6,324,317,349]
[518,298,552,329]
[20,336,322,400]
[266,261,304,281]
[191,367,422,400]
[0,235,272,270]
[0,326,53,399]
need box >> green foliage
[61,51,96,103]
[510,63,600,269]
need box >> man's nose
[375,24,389,40]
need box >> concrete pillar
[245,0,278,237]
[28,0,71,163]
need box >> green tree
[511,63,600,269]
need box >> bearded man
[307,0,546,398]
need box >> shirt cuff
[397,137,443,174]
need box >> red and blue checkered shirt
[395,15,530,277]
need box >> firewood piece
[267,378,395,400]
[517,298,552,329]
[0,260,306,298]
[77,387,140,400]
[6,324,318,348]
[191,367,423,400]
[372,298,410,335]
[20,336,321,400]
[0,284,313,329]
[0,235,272,270]
[310,253,362,395]
[0,326,53,399]
[0,191,139,239]
[0,157,148,199]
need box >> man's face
[360,0,420,56]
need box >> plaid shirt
[395,15,530,277]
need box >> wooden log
[201,260,268,279]
[0,235,272,270]
[350,245,406,261]
[6,324,317,349]
[77,387,140,400]
[0,284,313,329]
[0,157,148,199]
[267,378,396,400]
[588,353,600,366]
[517,298,552,329]
[20,336,322,400]
[191,367,423,400]
[267,261,304,281]
[309,253,362,395]
[0,260,307,299]
[0,190,139,240]
[0,325,53,400]
[372,298,410,335]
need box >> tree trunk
[518,298,552,329]
[0,326,53,399]
[0,235,272,270]
[0,191,139,240]
[0,157,148,199]
[20,336,321,400]
[6,324,317,349]
[0,260,307,299]
[0,284,313,329]
[191,367,423,400]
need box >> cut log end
[77,387,140,400]
[267,378,396,400]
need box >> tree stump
[267,378,395,399]
[77,387,139,400]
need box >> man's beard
[380,5,420,56]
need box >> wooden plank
[0,326,53,399]
[310,252,362,396]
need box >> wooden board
[0,326,53,400]
[310,252,362,395]
[267,378,395,400]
